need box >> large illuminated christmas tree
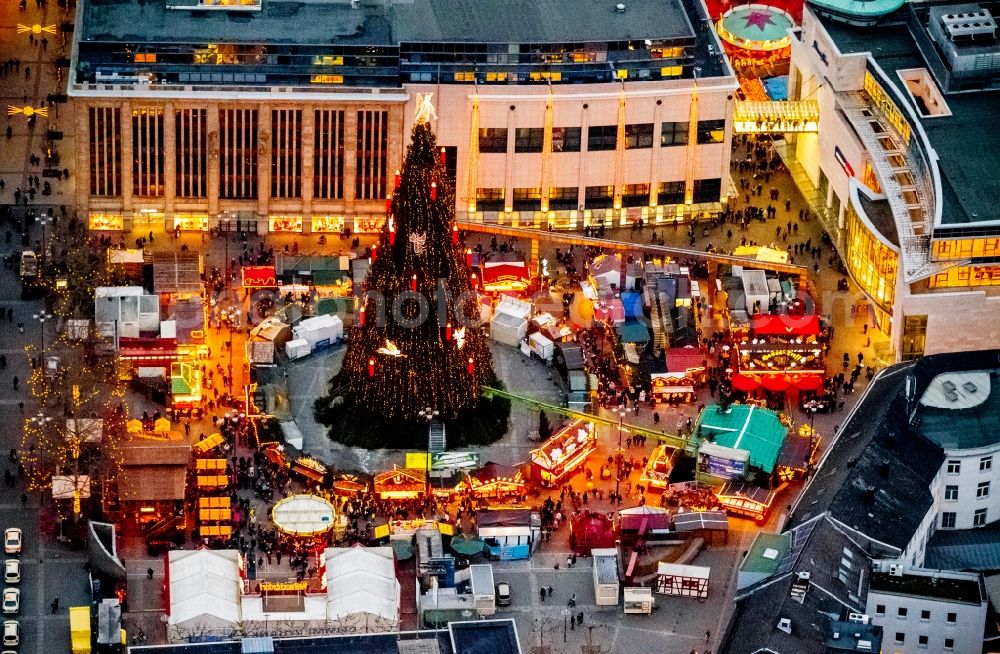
[316,101,509,448]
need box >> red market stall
[569,511,615,556]
[730,373,762,393]
[480,252,530,294]
[332,475,369,497]
[529,421,597,487]
[750,314,820,337]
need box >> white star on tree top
[414,93,438,124]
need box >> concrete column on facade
[207,106,220,216]
[577,102,590,220]
[120,100,134,215]
[75,103,90,210]
[721,92,736,202]
[648,98,662,209]
[504,104,515,213]
[300,105,315,223]
[343,108,358,206]
[387,103,405,190]
[257,104,271,219]
[164,102,177,218]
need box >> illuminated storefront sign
[269,215,303,233]
[259,581,308,592]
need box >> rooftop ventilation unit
[942,8,997,40]
[777,618,792,634]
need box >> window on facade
[978,481,990,498]
[918,635,928,647]
[947,460,961,474]
[132,107,164,197]
[584,185,614,209]
[587,125,617,151]
[661,121,688,146]
[476,188,504,211]
[941,512,957,528]
[945,638,955,650]
[89,107,122,197]
[982,456,993,471]
[552,127,581,152]
[875,604,886,616]
[693,178,722,204]
[898,607,908,618]
[947,613,957,624]
[621,183,650,207]
[945,485,959,501]
[658,181,685,205]
[895,633,905,644]
[219,108,258,200]
[514,128,544,153]
[479,128,508,153]
[314,109,345,200]
[921,610,931,621]
[512,187,541,211]
[176,108,207,198]
[902,315,928,361]
[975,508,988,526]
[697,119,726,144]
[624,123,653,149]
[271,109,302,199]
[548,187,578,210]
[356,110,388,200]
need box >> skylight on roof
[763,547,780,560]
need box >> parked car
[2,531,20,556]
[1,590,17,615]
[2,621,17,646]
[496,581,512,606]
[2,562,18,585]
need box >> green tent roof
[696,404,788,474]
[616,320,650,344]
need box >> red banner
[242,265,277,288]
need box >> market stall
[592,548,620,606]
[479,251,530,294]
[640,445,674,489]
[332,475,369,497]
[570,511,615,555]
[714,481,777,521]
[694,404,788,479]
[624,587,654,614]
[241,265,277,289]
[193,432,224,455]
[374,466,425,500]
[455,462,524,501]
[738,314,826,376]
[290,456,328,486]
[529,420,597,487]
[490,297,531,347]
[650,374,697,404]
[654,562,710,599]
[477,509,539,560]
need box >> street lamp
[222,214,233,394]
[562,608,571,642]
[613,406,627,501]
[36,213,51,266]
[803,399,822,471]
[33,309,52,353]
[417,406,439,495]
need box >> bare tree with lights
[316,101,508,448]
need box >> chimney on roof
[865,486,876,504]
[777,618,792,635]
[880,460,890,479]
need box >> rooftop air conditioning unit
[848,612,870,624]
[889,564,904,576]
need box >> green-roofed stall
[695,404,788,475]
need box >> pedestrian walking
[540,587,546,601]
[51,598,59,613]
[12,377,17,390]
[147,568,154,580]
[548,585,553,599]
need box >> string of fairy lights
[341,122,496,421]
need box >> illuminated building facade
[786,2,1000,361]
[69,0,735,235]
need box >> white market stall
[469,563,496,616]
[654,562,710,599]
[166,550,242,642]
[490,297,532,347]
[623,587,654,614]
[324,546,400,632]
[528,332,554,362]
[291,314,343,352]
[592,548,620,606]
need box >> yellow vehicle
[69,606,90,654]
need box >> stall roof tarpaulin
[120,439,191,501]
[153,252,203,294]
[476,509,533,530]
[324,546,400,623]
[619,505,672,532]
[750,314,821,337]
[167,549,241,626]
[696,405,788,474]
[665,347,705,373]
[672,510,729,532]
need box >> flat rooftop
[820,10,1000,228]
[870,570,983,604]
[81,0,695,45]
[916,369,1000,450]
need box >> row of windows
[941,508,988,528]
[889,633,954,649]
[474,179,721,210]
[876,605,959,624]
[945,456,992,474]
[479,120,725,153]
[944,480,991,501]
